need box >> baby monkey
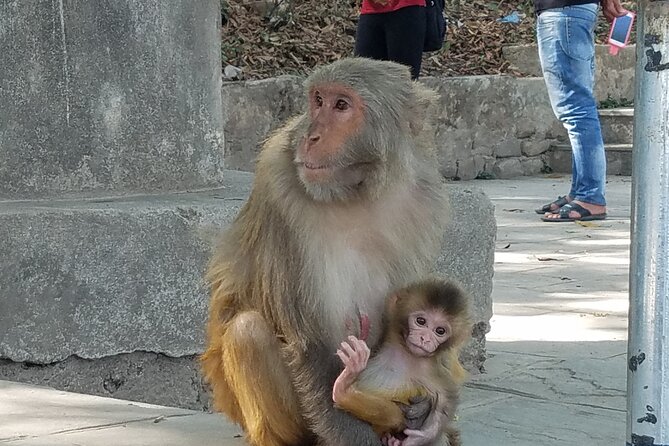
[333,279,471,446]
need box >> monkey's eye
[416,317,426,326]
[335,99,350,111]
[435,327,447,337]
[315,93,323,107]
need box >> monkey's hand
[399,395,433,430]
[382,433,403,446]
[401,409,444,446]
[332,336,370,403]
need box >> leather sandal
[541,202,607,222]
[535,195,569,214]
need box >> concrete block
[600,108,634,145]
[494,141,522,158]
[503,44,636,103]
[493,158,525,179]
[520,157,546,176]
[521,139,552,157]
[437,185,495,372]
[548,144,633,176]
[0,353,210,411]
[0,171,253,364]
[222,76,304,171]
[0,172,495,406]
[0,0,224,199]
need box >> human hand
[601,0,626,23]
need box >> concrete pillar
[0,0,224,199]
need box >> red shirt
[360,0,426,14]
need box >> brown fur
[334,279,471,445]
[201,58,449,446]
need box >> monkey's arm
[444,349,468,386]
[293,344,383,446]
[402,353,464,446]
[334,386,405,434]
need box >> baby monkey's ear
[388,292,401,307]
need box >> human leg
[355,13,388,62]
[384,6,426,79]
[537,4,606,218]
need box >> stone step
[548,143,633,176]
[599,107,634,145]
[503,44,636,103]
[0,171,495,410]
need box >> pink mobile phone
[608,11,635,55]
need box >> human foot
[542,200,607,222]
[535,195,571,214]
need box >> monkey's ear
[387,292,402,309]
[407,83,439,137]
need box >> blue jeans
[537,3,606,206]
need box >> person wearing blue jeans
[534,0,625,222]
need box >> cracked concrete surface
[459,175,630,445]
[0,175,631,445]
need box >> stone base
[0,353,210,411]
[548,144,633,176]
[0,171,494,409]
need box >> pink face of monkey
[404,310,451,357]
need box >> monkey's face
[404,310,451,357]
[295,84,379,201]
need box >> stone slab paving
[460,174,631,446]
[0,175,632,445]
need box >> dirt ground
[220,0,635,80]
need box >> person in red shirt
[354,0,427,79]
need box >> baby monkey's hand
[400,395,434,430]
[332,336,370,403]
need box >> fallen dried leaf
[576,221,600,228]
[220,0,636,80]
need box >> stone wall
[503,44,636,103]
[222,75,567,180]
[222,43,635,181]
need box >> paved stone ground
[461,175,630,446]
[0,175,632,446]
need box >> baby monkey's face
[404,310,451,357]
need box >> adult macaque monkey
[333,279,471,446]
[201,58,449,446]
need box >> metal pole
[627,1,669,445]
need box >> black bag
[424,0,447,52]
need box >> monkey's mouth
[407,341,434,357]
[297,161,371,188]
[303,162,332,171]
[299,162,336,180]
[299,161,371,172]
